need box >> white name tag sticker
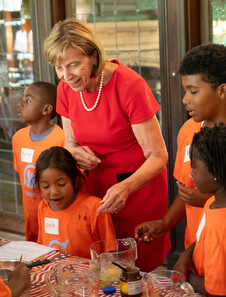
[45,218,59,235]
[184,145,191,163]
[21,148,34,163]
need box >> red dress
[56,60,170,272]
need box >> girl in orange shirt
[174,123,226,296]
[35,146,116,258]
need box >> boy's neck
[203,111,226,128]
[30,121,54,135]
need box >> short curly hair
[179,43,226,89]
[31,81,57,120]
[190,123,226,191]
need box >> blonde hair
[43,18,106,77]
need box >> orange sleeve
[12,131,20,172]
[173,119,203,248]
[0,278,11,297]
[86,195,116,242]
[173,118,201,187]
[94,211,116,242]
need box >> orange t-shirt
[37,191,116,258]
[0,278,11,297]
[193,196,226,295]
[12,124,65,242]
[173,118,203,248]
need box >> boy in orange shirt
[12,82,65,242]
[35,146,116,258]
[135,43,226,249]
[174,123,226,296]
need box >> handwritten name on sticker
[45,218,59,235]
[21,148,34,163]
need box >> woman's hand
[68,145,101,170]
[98,116,168,214]
[177,181,212,207]
[134,221,167,242]
[62,116,101,170]
[97,181,129,213]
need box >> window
[212,2,226,45]
[0,0,33,220]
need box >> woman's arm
[62,116,79,148]
[129,115,168,191]
[98,115,168,213]
[62,116,101,169]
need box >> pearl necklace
[80,70,104,112]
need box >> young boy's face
[18,85,46,124]
[39,167,76,212]
[190,151,218,194]
[181,74,221,123]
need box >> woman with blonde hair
[43,18,170,272]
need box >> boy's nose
[182,93,190,105]
[18,101,23,107]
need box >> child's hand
[8,263,30,297]
[174,243,196,281]
[177,181,211,207]
[134,220,167,243]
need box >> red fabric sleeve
[56,81,70,119]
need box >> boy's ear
[219,83,226,99]
[43,104,53,116]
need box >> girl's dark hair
[35,146,85,193]
[179,43,226,89]
[190,123,226,191]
